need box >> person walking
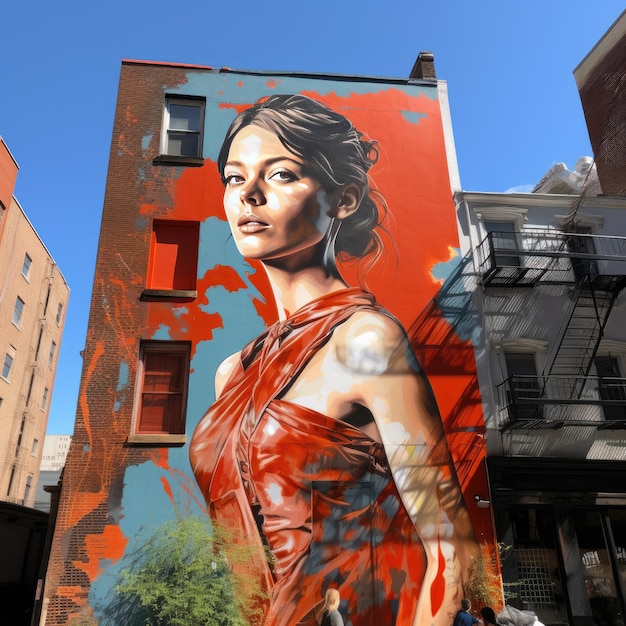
[320,588,344,626]
[453,598,480,626]
[481,606,500,625]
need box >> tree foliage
[464,541,504,609]
[113,515,267,626]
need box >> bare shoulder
[330,309,413,375]
[215,350,242,398]
[334,309,407,347]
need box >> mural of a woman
[189,94,477,626]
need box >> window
[49,341,57,366]
[15,417,25,455]
[595,356,626,421]
[504,352,542,420]
[41,387,49,410]
[31,439,39,455]
[12,296,25,327]
[494,507,569,625]
[2,354,13,380]
[43,284,51,316]
[134,342,190,438]
[34,326,44,361]
[484,220,520,267]
[56,302,63,325]
[143,221,200,297]
[7,465,16,496]
[161,97,205,158]
[568,227,596,282]
[26,371,35,405]
[23,476,32,505]
[22,254,32,280]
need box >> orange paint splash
[75,525,129,581]
[160,476,175,506]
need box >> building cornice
[120,59,437,87]
[456,190,626,211]
[574,10,626,87]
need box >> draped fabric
[190,288,426,626]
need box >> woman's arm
[333,311,477,626]
[214,351,242,398]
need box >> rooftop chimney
[410,52,436,80]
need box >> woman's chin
[239,249,269,262]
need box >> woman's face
[222,125,335,264]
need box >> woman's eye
[224,173,244,185]
[269,169,297,182]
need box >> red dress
[190,289,426,626]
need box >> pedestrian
[481,606,500,625]
[453,598,480,626]
[320,588,344,626]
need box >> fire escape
[477,230,626,429]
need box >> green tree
[113,515,267,626]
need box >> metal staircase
[474,229,626,428]
[542,274,626,399]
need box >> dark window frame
[128,341,191,446]
[595,355,626,421]
[2,353,14,380]
[153,96,206,167]
[21,253,32,280]
[12,296,25,327]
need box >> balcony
[496,375,626,430]
[477,231,626,287]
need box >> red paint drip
[160,476,175,506]
[430,537,446,615]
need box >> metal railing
[477,231,626,286]
[496,375,626,428]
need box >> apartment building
[0,138,70,508]
[454,182,626,626]
[40,57,498,626]
[446,12,626,625]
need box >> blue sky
[1,1,623,434]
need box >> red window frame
[137,342,190,434]
[147,221,199,291]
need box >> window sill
[153,155,204,167]
[126,434,187,447]
[140,289,197,302]
[597,420,626,430]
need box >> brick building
[0,138,70,508]
[575,9,626,195]
[39,11,626,626]
[41,58,497,625]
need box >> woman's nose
[240,179,265,206]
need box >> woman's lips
[238,214,269,234]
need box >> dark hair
[218,94,387,262]
[481,607,498,625]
